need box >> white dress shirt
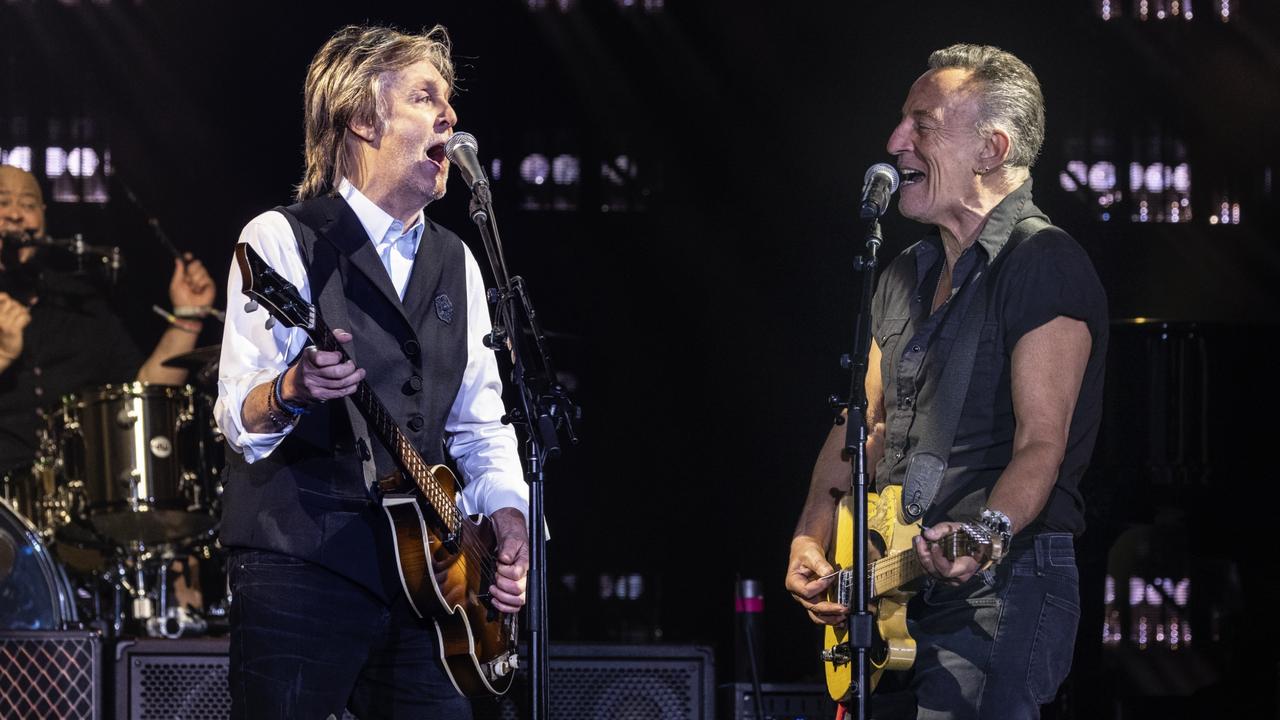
[215,179,528,518]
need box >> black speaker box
[110,638,712,719]
[719,682,835,720]
[113,637,231,720]
[0,630,103,720]
[474,643,716,720]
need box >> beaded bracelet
[263,375,297,430]
[273,371,308,416]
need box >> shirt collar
[914,177,1037,268]
[337,178,426,250]
[972,177,1034,260]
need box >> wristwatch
[977,507,1013,560]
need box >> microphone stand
[466,182,579,720]
[831,215,883,720]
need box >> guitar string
[311,319,503,582]
[865,531,976,590]
[258,267,505,588]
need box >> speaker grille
[0,631,101,720]
[130,654,231,719]
[475,644,714,720]
[551,660,701,719]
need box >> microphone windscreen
[864,162,900,193]
[445,132,479,164]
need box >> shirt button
[903,396,914,406]
[911,344,921,352]
[407,414,425,432]
[403,376,423,395]
[894,449,904,459]
[402,340,420,358]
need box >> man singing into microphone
[215,24,529,718]
[785,45,1108,718]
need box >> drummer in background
[0,165,217,473]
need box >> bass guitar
[822,485,999,702]
[234,242,518,697]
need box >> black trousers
[228,549,471,719]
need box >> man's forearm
[136,321,203,384]
[793,422,854,544]
[984,440,1063,535]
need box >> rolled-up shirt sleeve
[214,211,312,463]
[448,247,528,520]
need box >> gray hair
[928,44,1045,169]
[297,25,456,201]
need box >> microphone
[860,163,900,219]
[444,132,489,196]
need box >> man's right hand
[785,535,848,626]
[282,328,366,404]
[0,291,32,366]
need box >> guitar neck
[868,530,986,597]
[309,316,459,532]
[869,550,926,598]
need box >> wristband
[273,371,308,415]
[173,305,212,319]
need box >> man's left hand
[168,254,215,309]
[488,507,529,614]
[913,522,981,585]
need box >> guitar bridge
[821,643,851,667]
[835,568,854,610]
[484,652,519,681]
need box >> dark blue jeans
[228,549,471,720]
[876,533,1080,720]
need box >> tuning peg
[244,300,259,313]
[265,317,276,330]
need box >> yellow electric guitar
[822,485,1000,703]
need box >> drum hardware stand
[107,541,203,638]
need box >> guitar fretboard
[869,551,925,598]
[868,532,979,598]
[311,314,461,534]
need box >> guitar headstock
[942,523,1003,567]
[234,243,315,332]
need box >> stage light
[520,153,550,186]
[551,153,579,185]
[67,148,99,178]
[0,146,32,172]
[1088,161,1117,192]
[45,147,67,177]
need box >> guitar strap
[273,205,380,494]
[902,214,1053,522]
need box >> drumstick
[149,218,188,267]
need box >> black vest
[219,195,469,601]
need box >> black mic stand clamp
[826,216,883,720]
[465,181,579,720]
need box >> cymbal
[162,345,221,370]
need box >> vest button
[402,340,420,357]
[403,376,423,394]
[407,414,425,432]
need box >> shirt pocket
[876,316,911,370]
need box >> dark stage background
[3,1,1279,717]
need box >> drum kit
[0,346,229,639]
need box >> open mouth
[426,142,447,166]
[900,168,926,186]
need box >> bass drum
[0,498,78,630]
